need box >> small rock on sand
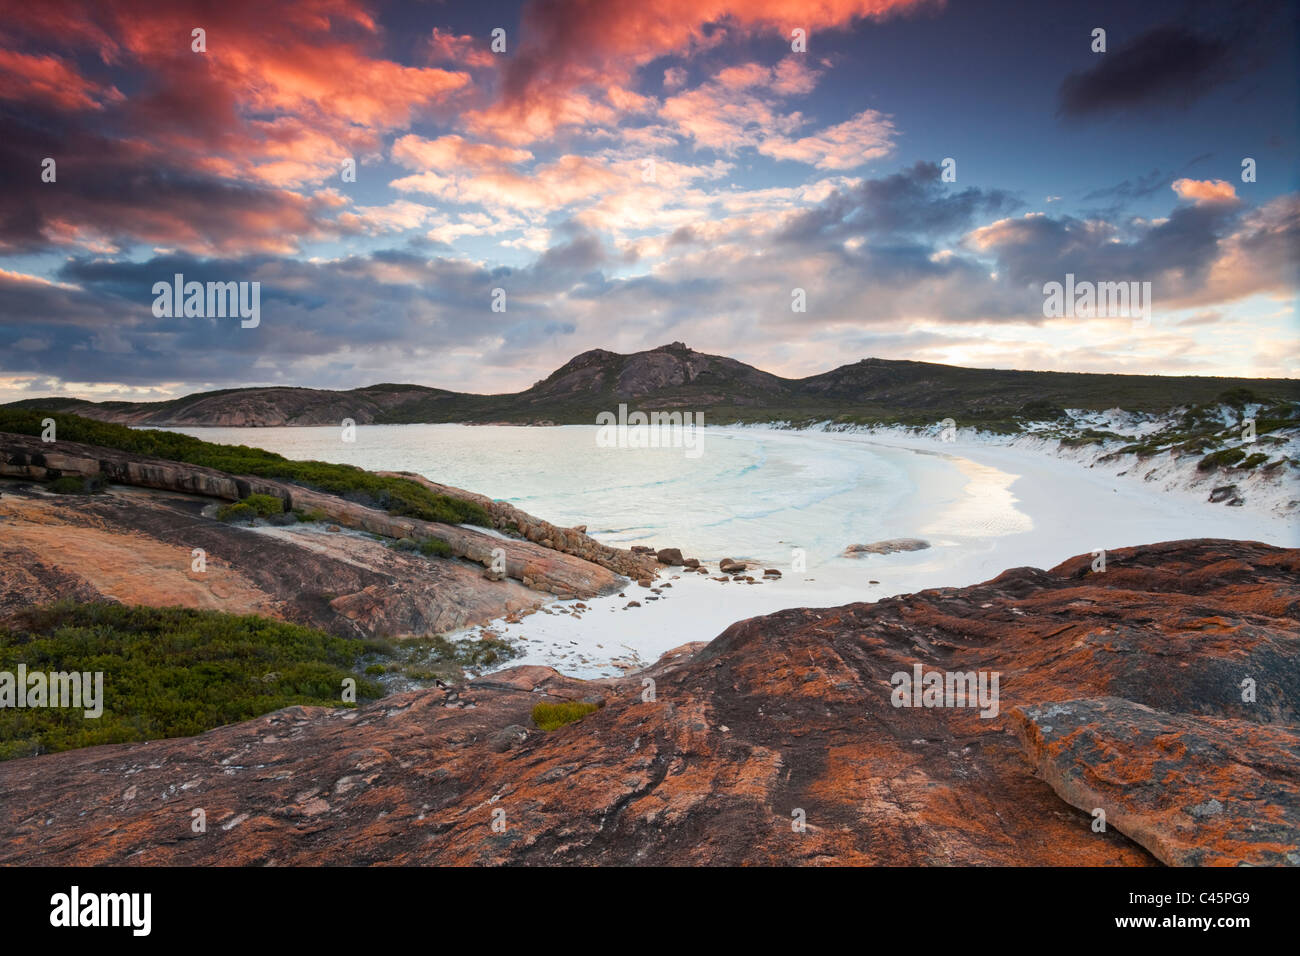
[843,538,930,556]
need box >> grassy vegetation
[1059,428,1124,448]
[358,632,519,684]
[0,602,383,761]
[240,493,286,516]
[1111,395,1298,469]
[390,535,454,557]
[216,493,287,523]
[419,537,453,557]
[0,409,490,527]
[396,536,455,557]
[1198,447,1247,471]
[531,700,599,731]
[215,501,258,523]
[47,474,106,494]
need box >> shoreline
[470,423,1294,678]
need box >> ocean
[169,423,1282,676]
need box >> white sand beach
[173,422,1294,679]
[480,425,1295,678]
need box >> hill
[6,342,1297,428]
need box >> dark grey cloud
[1057,14,1266,118]
[1079,154,1217,219]
[778,161,1021,244]
[0,106,335,256]
[968,198,1251,295]
[0,250,539,387]
[530,222,608,278]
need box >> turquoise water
[169,423,959,569]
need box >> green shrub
[1197,447,1247,472]
[419,537,452,557]
[0,410,491,527]
[389,633,517,671]
[531,700,599,731]
[241,493,285,517]
[216,493,286,523]
[1238,453,1269,469]
[216,501,257,523]
[0,602,383,761]
[47,475,103,494]
[1018,399,1066,420]
[1216,387,1257,407]
[389,536,452,558]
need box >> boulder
[488,724,531,753]
[842,538,930,556]
[1013,697,1300,866]
[656,548,684,566]
[1,539,1294,867]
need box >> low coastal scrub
[1058,428,1123,448]
[0,602,382,761]
[359,632,519,685]
[353,632,520,691]
[47,474,106,494]
[216,493,287,523]
[238,493,286,516]
[420,537,453,557]
[216,501,258,524]
[1198,447,1247,472]
[1116,396,1298,470]
[390,536,454,557]
[531,700,599,731]
[0,410,491,528]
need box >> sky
[0,0,1296,402]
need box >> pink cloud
[427,27,497,69]
[760,108,896,168]
[478,0,934,142]
[0,49,123,111]
[1172,178,1239,205]
[4,0,471,185]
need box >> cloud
[0,49,123,111]
[0,250,522,388]
[1057,23,1246,117]
[1171,178,1238,205]
[0,109,339,256]
[391,136,621,212]
[426,28,497,69]
[966,192,1297,313]
[472,0,933,142]
[657,57,894,167]
[6,182,1298,398]
[780,161,1020,241]
[759,109,896,169]
[0,0,474,253]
